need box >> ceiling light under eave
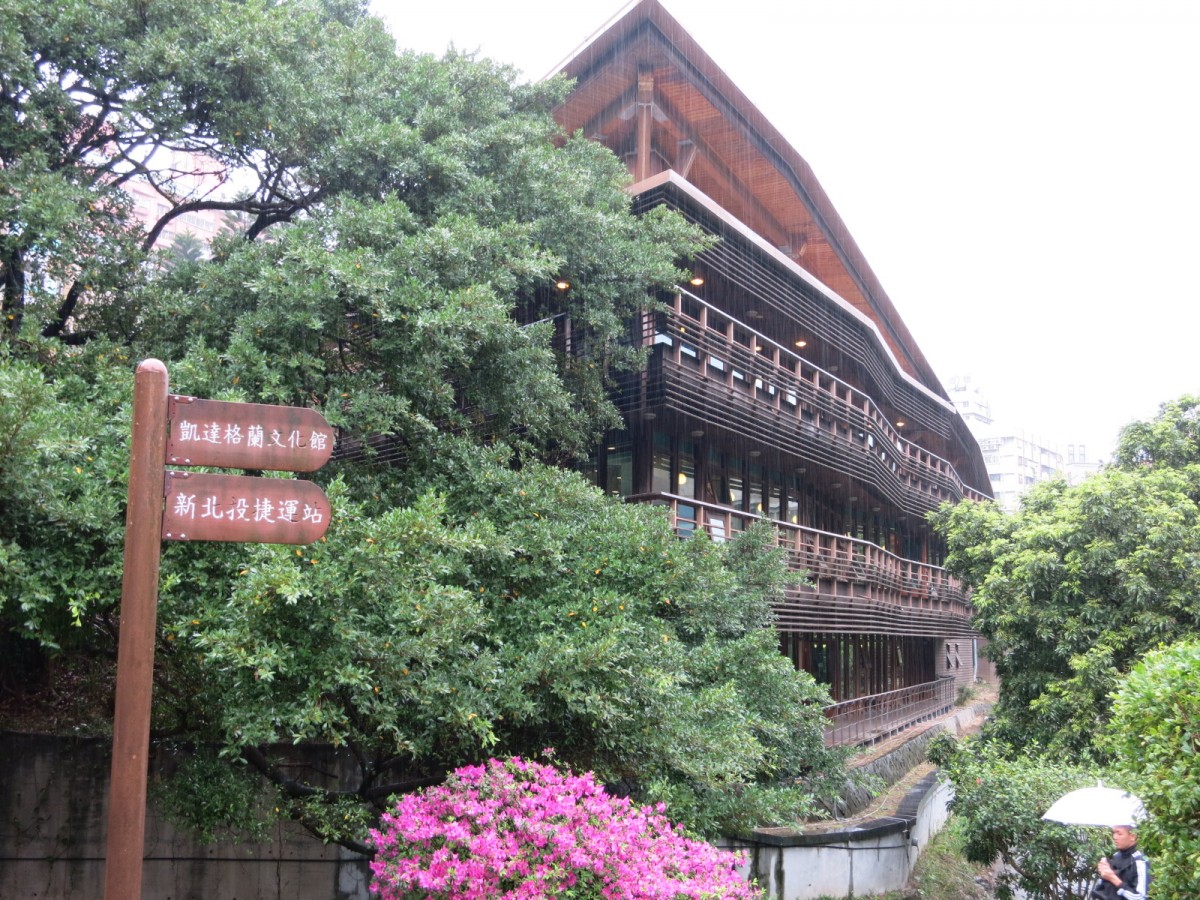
[794,339,808,348]
[555,279,571,291]
[689,275,704,286]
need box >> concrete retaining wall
[720,701,990,899]
[0,733,369,899]
[838,701,988,816]
[724,772,953,900]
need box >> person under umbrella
[1090,824,1149,900]
[1042,785,1150,900]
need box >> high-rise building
[121,148,240,259]
[948,374,1062,511]
[550,0,993,740]
[948,374,1102,511]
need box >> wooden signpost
[104,360,333,900]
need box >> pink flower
[368,757,760,899]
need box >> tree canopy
[932,395,1200,760]
[930,397,1200,898]
[0,0,842,850]
[1105,640,1200,898]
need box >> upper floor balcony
[621,293,989,519]
[637,492,977,639]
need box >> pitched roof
[552,0,949,399]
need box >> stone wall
[838,701,990,816]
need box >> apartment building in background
[949,374,1103,511]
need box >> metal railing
[823,676,956,747]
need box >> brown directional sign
[161,471,331,544]
[165,396,334,472]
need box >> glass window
[748,464,764,515]
[767,473,784,520]
[704,447,725,505]
[678,440,698,499]
[606,448,633,498]
[727,461,744,510]
[579,450,600,487]
[652,432,672,494]
[676,503,696,538]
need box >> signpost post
[104,360,168,900]
[103,362,333,900]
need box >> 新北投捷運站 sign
[162,471,331,545]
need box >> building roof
[552,0,949,401]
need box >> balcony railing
[634,294,991,511]
[823,676,956,748]
[638,494,973,622]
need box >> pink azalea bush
[368,756,763,899]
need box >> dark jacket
[1090,847,1149,900]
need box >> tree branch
[2,247,25,338]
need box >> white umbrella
[1042,786,1146,828]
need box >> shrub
[368,756,762,899]
[925,730,959,768]
[1106,640,1200,898]
[939,740,1109,899]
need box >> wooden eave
[552,0,948,399]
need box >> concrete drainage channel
[721,701,992,900]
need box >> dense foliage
[1104,640,1200,898]
[1,0,843,852]
[930,397,1200,896]
[932,395,1200,760]
[934,738,1110,900]
[369,755,763,899]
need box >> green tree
[1105,640,1200,899]
[931,398,1200,898]
[163,231,206,268]
[932,396,1200,760]
[166,465,838,848]
[2,0,391,341]
[1,0,840,853]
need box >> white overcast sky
[369,0,1200,461]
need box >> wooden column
[635,68,654,183]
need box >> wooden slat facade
[550,0,991,716]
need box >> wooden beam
[635,68,654,183]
